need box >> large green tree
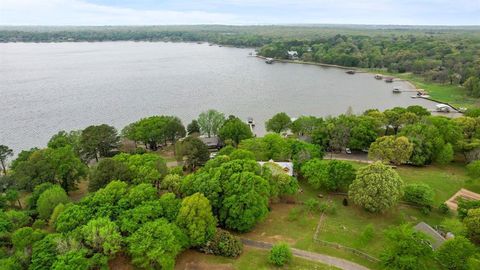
[81,217,122,256]
[175,136,210,171]
[266,112,292,133]
[348,162,404,213]
[301,159,355,191]
[218,117,253,146]
[80,124,119,161]
[435,236,477,270]
[37,185,70,220]
[127,218,188,270]
[176,193,216,247]
[88,158,133,191]
[197,109,226,138]
[113,153,167,187]
[368,136,413,165]
[380,224,434,270]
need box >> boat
[265,58,274,64]
[247,117,255,126]
[436,104,451,113]
[346,70,356,75]
[392,88,401,93]
[375,74,383,80]
[385,77,394,83]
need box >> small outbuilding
[414,222,446,250]
[258,160,294,176]
[199,136,223,150]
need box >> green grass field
[175,248,339,270]
[237,162,479,270]
[367,69,478,109]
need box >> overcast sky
[1,0,479,26]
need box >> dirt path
[241,238,371,270]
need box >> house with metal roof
[414,222,446,250]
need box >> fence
[313,212,380,263]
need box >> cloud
[0,0,478,25]
[0,0,238,25]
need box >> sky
[1,0,479,26]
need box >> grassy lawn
[366,69,478,109]
[175,247,339,270]
[238,162,479,270]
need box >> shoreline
[255,55,463,114]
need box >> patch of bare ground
[175,250,234,270]
[109,253,135,270]
[69,180,89,201]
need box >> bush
[168,166,184,176]
[268,243,292,266]
[5,210,31,231]
[358,224,375,246]
[49,203,66,226]
[160,174,182,195]
[287,207,303,222]
[201,229,243,258]
[438,203,450,215]
[466,160,480,179]
[37,186,69,220]
[32,219,47,229]
[304,199,320,213]
[403,183,434,208]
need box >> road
[241,238,371,270]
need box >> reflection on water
[0,42,438,154]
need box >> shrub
[37,186,69,220]
[168,166,184,176]
[268,243,292,266]
[403,184,435,209]
[304,199,320,213]
[49,203,66,226]
[160,174,182,195]
[32,219,47,229]
[358,224,375,246]
[438,203,450,215]
[287,207,303,222]
[201,229,243,258]
[466,160,480,179]
[5,210,31,231]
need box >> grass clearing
[175,247,339,270]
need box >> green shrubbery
[268,242,292,266]
[201,229,243,258]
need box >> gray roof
[199,136,220,147]
[414,222,446,249]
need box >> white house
[287,51,299,60]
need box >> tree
[27,183,54,210]
[301,159,355,191]
[55,204,92,233]
[229,149,256,160]
[436,143,454,165]
[127,218,188,270]
[30,234,61,270]
[13,146,87,192]
[200,229,243,258]
[81,217,122,256]
[466,160,480,179]
[0,145,13,175]
[160,174,182,195]
[47,130,82,157]
[380,224,433,270]
[368,136,413,165]
[464,208,480,244]
[464,76,480,97]
[5,189,22,208]
[175,137,210,171]
[113,153,167,186]
[197,109,226,138]
[348,162,404,213]
[218,117,253,146]
[51,249,91,270]
[262,162,299,198]
[176,193,216,247]
[11,227,45,253]
[37,185,70,220]
[266,112,292,133]
[220,172,270,232]
[403,183,435,209]
[164,117,186,145]
[436,236,477,270]
[268,243,292,266]
[80,124,119,161]
[399,123,443,166]
[5,210,31,231]
[187,120,201,135]
[88,158,133,191]
[123,116,180,150]
[290,116,323,136]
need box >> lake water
[0,42,438,154]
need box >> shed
[414,222,446,250]
[258,160,294,176]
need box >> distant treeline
[2,25,480,96]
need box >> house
[199,136,223,150]
[414,222,446,250]
[287,51,299,60]
[258,160,294,176]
